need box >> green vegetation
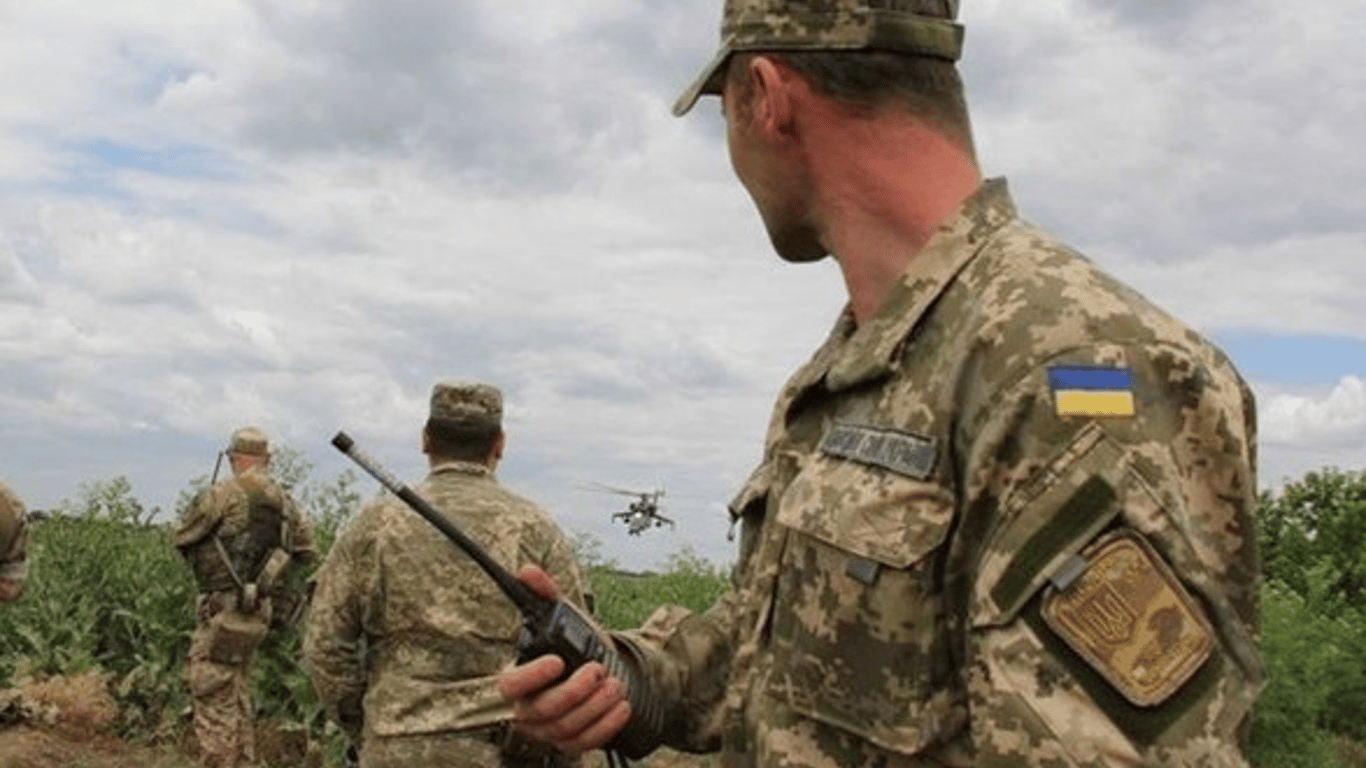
[572,531,731,630]
[0,455,730,766]
[5,458,1366,767]
[0,453,364,761]
[1250,468,1366,768]
[0,476,194,743]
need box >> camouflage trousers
[186,591,270,768]
[358,726,581,768]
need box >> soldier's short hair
[739,48,973,148]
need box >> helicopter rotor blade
[578,482,645,497]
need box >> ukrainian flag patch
[1049,365,1136,418]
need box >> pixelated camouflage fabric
[175,466,316,593]
[620,178,1262,767]
[303,460,589,757]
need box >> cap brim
[671,43,733,117]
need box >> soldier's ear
[748,54,798,139]
[421,428,433,455]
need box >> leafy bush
[0,451,362,756]
[38,462,1366,767]
[0,468,733,765]
[1249,576,1357,768]
[1259,467,1366,615]
[591,546,730,631]
[0,477,196,742]
[570,532,731,631]
[1253,468,1366,763]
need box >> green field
[2,457,1364,768]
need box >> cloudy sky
[2,0,1363,571]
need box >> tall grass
[10,472,1366,767]
[0,461,361,755]
[588,544,731,630]
[0,473,732,766]
[0,478,195,743]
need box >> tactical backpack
[213,482,292,611]
[202,480,295,664]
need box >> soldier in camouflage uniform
[176,427,317,768]
[0,481,29,603]
[499,1,1264,766]
[303,382,590,768]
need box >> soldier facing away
[176,426,317,768]
[303,382,591,768]
[0,481,29,603]
[498,1,1265,766]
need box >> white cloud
[1097,230,1366,340]
[1256,376,1366,493]
[1261,376,1366,446]
[965,0,1366,266]
[2,0,1364,567]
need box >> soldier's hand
[498,565,633,754]
[515,563,562,602]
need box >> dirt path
[0,671,186,768]
[0,672,714,768]
[0,725,713,768]
[0,724,184,768]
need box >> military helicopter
[581,482,675,535]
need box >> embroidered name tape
[1049,365,1136,418]
[820,423,937,480]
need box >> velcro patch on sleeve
[1041,529,1213,707]
[1049,365,1136,418]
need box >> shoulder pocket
[970,423,1263,747]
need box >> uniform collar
[823,177,1018,390]
[429,460,493,478]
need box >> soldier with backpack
[176,426,317,768]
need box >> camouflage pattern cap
[673,0,965,116]
[227,426,270,456]
[430,381,503,427]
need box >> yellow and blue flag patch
[1049,365,1136,418]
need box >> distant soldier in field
[0,481,29,603]
[176,427,317,768]
[303,381,589,768]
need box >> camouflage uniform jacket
[625,179,1264,767]
[175,466,316,594]
[303,460,591,744]
[0,482,28,585]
